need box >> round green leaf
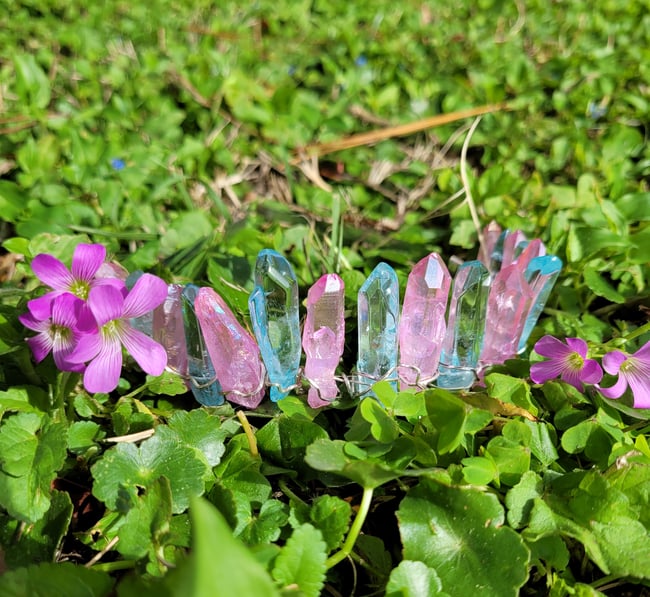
[397,479,530,596]
[386,560,449,596]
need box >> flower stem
[326,486,374,569]
[236,410,258,457]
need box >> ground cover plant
[0,0,649,595]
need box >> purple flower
[18,293,89,372]
[68,274,168,393]
[530,335,603,391]
[29,243,123,319]
[598,341,650,409]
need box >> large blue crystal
[249,249,301,401]
[517,255,563,352]
[438,261,490,389]
[181,284,225,406]
[356,262,399,395]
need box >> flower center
[567,352,584,370]
[70,280,91,300]
[101,319,124,341]
[51,323,71,341]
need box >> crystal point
[181,285,225,406]
[153,284,188,376]
[480,264,534,365]
[438,261,489,389]
[357,263,399,395]
[517,255,562,352]
[398,253,451,388]
[196,287,265,408]
[303,274,345,408]
[249,250,301,401]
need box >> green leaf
[0,490,73,568]
[386,560,449,597]
[272,523,327,597]
[506,471,544,529]
[485,373,538,416]
[238,499,288,545]
[184,497,280,597]
[308,494,352,552]
[146,371,189,396]
[397,479,530,596]
[167,409,230,467]
[116,476,174,561]
[583,266,626,304]
[485,436,531,486]
[461,456,498,486]
[0,562,113,597]
[91,426,209,514]
[0,413,67,522]
[68,421,104,456]
[13,54,51,110]
[423,389,467,454]
[360,397,400,443]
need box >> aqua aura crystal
[478,221,502,267]
[181,285,225,406]
[517,255,563,352]
[438,260,490,389]
[249,250,301,401]
[303,274,345,408]
[196,287,266,408]
[398,253,451,388]
[480,263,534,365]
[357,262,399,395]
[153,284,188,377]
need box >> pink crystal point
[478,221,502,268]
[398,253,451,388]
[195,287,266,408]
[302,274,345,408]
[153,284,188,376]
[501,230,528,269]
[480,264,534,365]
[512,238,545,271]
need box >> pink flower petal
[602,351,627,375]
[561,368,584,392]
[26,294,57,321]
[71,243,106,282]
[533,335,573,359]
[18,311,49,333]
[632,340,650,362]
[83,340,123,393]
[598,376,628,399]
[530,359,564,384]
[565,337,588,359]
[31,254,74,291]
[51,293,84,329]
[120,325,167,376]
[87,285,124,326]
[26,332,53,363]
[627,372,650,409]
[581,359,604,384]
[122,274,168,318]
[67,331,102,363]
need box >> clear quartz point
[356,262,399,396]
[181,284,225,406]
[302,274,345,408]
[438,260,489,389]
[196,287,266,408]
[398,253,451,388]
[249,250,301,401]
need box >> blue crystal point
[517,255,563,352]
[356,262,399,395]
[438,261,490,389]
[181,284,225,406]
[249,250,301,401]
[489,230,509,273]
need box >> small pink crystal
[153,284,188,376]
[195,287,266,408]
[480,264,534,365]
[478,221,502,268]
[398,253,451,388]
[501,230,528,269]
[302,274,345,408]
[512,238,545,271]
